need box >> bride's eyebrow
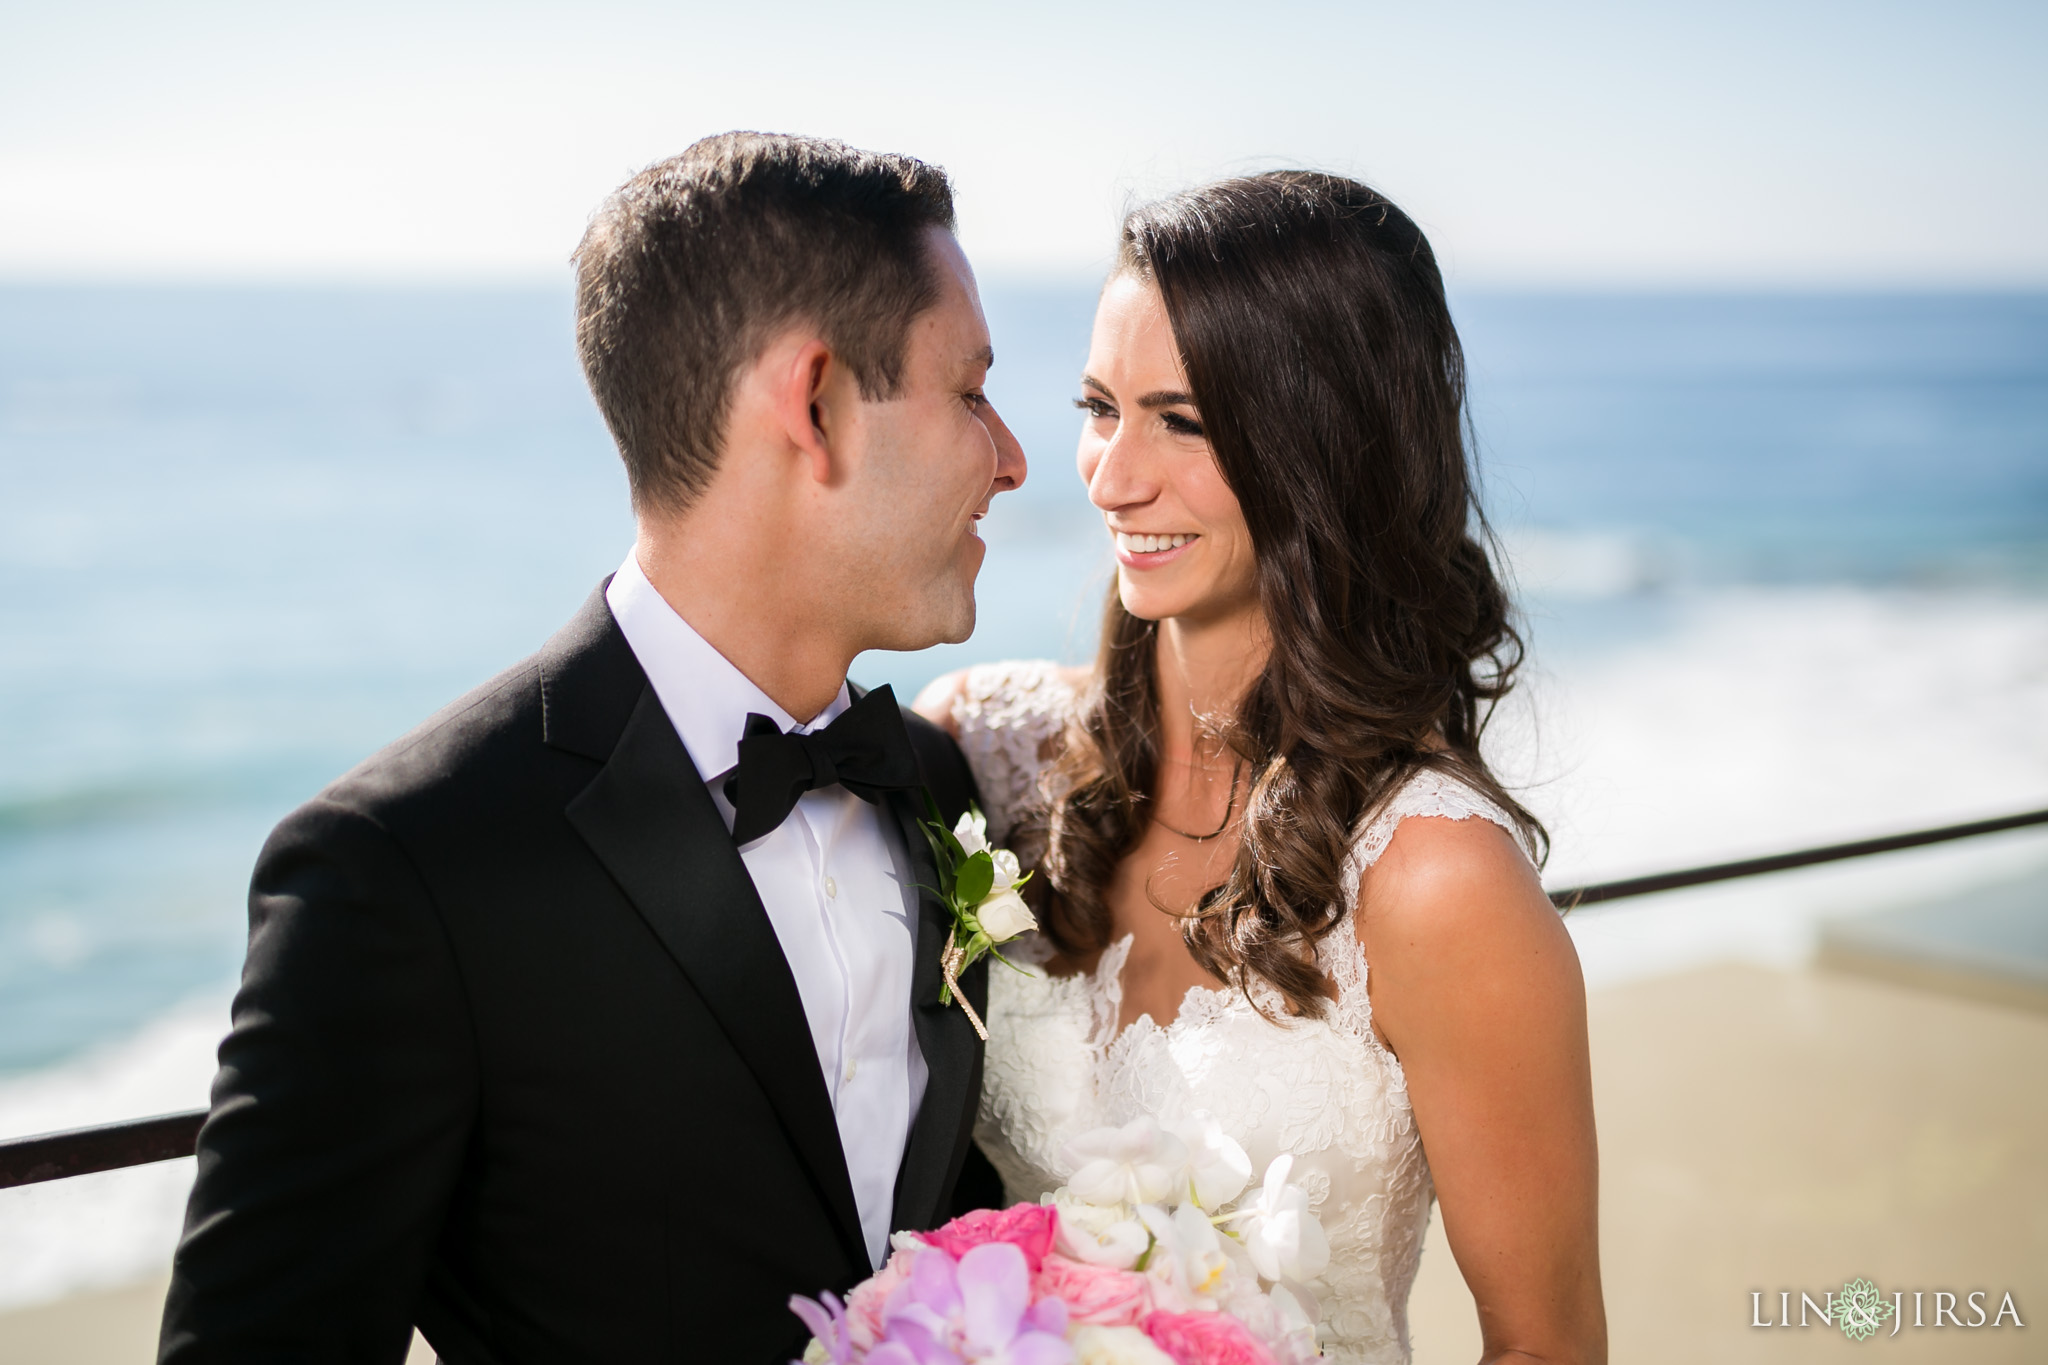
[1079,375,1195,411]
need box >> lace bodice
[949,661,1525,1365]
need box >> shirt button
[843,1060,858,1083]
[823,875,838,900]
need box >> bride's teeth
[1118,532,1194,554]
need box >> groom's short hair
[572,132,956,513]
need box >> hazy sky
[3,0,2042,285]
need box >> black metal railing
[1545,805,2048,907]
[0,1110,206,1190]
[5,803,2045,1192]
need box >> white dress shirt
[606,554,926,1268]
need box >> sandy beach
[4,959,2041,1363]
[1408,961,2046,1363]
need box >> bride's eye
[1073,396,1115,420]
[1163,410,1205,437]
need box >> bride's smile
[1076,273,1261,631]
[1110,529,1197,562]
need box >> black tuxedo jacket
[159,584,994,1364]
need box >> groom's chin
[921,555,982,647]
[922,596,977,649]
[863,587,975,654]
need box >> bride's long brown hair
[1024,171,1545,1020]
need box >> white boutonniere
[917,796,1036,1040]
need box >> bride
[917,173,1605,1364]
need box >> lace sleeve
[1319,768,1536,1048]
[1337,768,1533,908]
[949,660,1080,844]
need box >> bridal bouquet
[791,1115,1326,1365]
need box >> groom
[159,133,1024,1363]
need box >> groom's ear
[768,336,844,488]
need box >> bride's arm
[1358,815,1606,1365]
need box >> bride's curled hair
[1030,172,1546,1019]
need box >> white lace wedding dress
[950,661,1528,1365]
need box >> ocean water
[2,284,2045,1307]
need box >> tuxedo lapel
[887,787,985,1233]
[557,646,866,1271]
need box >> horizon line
[3,271,2047,297]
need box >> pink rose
[844,1248,913,1349]
[1034,1253,1154,1326]
[1141,1310,1280,1365]
[923,1202,1059,1272]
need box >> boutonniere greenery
[917,795,1037,1041]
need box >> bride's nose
[1080,424,1159,513]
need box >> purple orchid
[871,1244,1075,1365]
[789,1290,855,1365]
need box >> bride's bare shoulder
[911,662,1092,737]
[1354,812,1580,1044]
[1356,814,1554,942]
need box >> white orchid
[1225,1154,1330,1284]
[1137,1200,1232,1309]
[1269,1281,1321,1335]
[1046,1191,1151,1269]
[1067,1324,1177,1365]
[1163,1111,1253,1209]
[1062,1117,1190,1208]
[1210,1276,1323,1365]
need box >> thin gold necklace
[1154,758,1244,842]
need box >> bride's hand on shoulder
[1358,815,1606,1365]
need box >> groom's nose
[983,402,1027,494]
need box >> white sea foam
[1499,527,1671,599]
[1490,585,2048,985]
[0,993,227,1312]
[3,584,2046,1312]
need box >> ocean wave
[0,781,214,837]
[1489,585,2048,984]
[0,995,226,1312]
[1498,527,1674,599]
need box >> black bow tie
[722,684,921,845]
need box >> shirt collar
[604,552,850,781]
